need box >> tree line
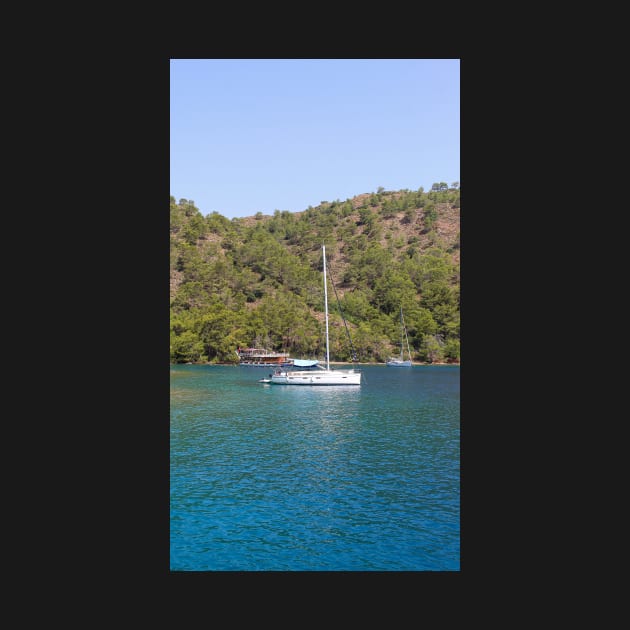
[170,184,460,364]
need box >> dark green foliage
[170,186,460,364]
[423,203,438,232]
[418,334,446,363]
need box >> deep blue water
[170,363,460,571]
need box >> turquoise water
[170,364,460,571]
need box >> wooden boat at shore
[236,347,293,367]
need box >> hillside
[170,184,460,365]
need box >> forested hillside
[170,183,460,364]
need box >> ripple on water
[170,364,460,570]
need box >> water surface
[170,364,460,571]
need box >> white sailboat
[270,245,361,386]
[386,305,413,367]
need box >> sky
[170,59,459,220]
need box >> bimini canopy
[292,359,319,367]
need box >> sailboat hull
[386,360,412,367]
[270,369,361,385]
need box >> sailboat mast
[400,306,404,359]
[323,244,330,370]
[402,308,412,361]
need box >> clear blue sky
[170,59,459,220]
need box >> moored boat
[386,306,413,367]
[236,347,293,367]
[269,245,361,386]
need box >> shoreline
[174,360,460,367]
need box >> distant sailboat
[386,306,413,367]
[269,245,361,385]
